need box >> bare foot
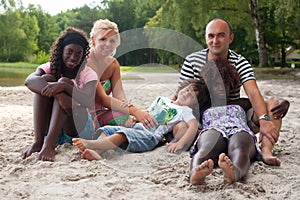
[218,153,235,184]
[21,142,43,159]
[262,152,281,166]
[37,146,56,162]
[189,159,214,185]
[72,138,87,152]
[81,149,102,161]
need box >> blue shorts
[56,114,95,145]
[101,123,159,153]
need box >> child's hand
[166,141,184,153]
[124,116,136,128]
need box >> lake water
[0,67,35,86]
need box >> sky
[21,0,101,15]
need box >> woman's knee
[58,77,73,85]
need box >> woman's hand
[134,109,157,129]
[41,82,65,97]
[124,116,137,128]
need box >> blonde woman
[87,19,155,129]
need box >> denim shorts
[101,123,159,153]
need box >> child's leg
[73,132,128,153]
[21,94,53,159]
[221,131,257,183]
[190,129,226,184]
[81,149,102,161]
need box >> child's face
[62,44,84,68]
[177,85,198,107]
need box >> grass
[0,62,38,69]
[1,62,300,82]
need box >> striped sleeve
[178,50,207,85]
[229,50,255,84]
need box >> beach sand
[0,72,299,199]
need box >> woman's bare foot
[218,153,235,184]
[72,138,87,152]
[189,159,214,185]
[21,142,43,159]
[81,149,102,161]
[37,146,56,162]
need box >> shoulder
[186,49,207,60]
[38,62,51,74]
[228,50,250,64]
[81,66,98,81]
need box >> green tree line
[0,0,299,67]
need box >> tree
[249,0,269,67]
[262,0,300,67]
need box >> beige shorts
[247,108,260,134]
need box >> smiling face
[205,19,234,60]
[177,85,198,107]
[62,44,84,69]
[92,30,119,57]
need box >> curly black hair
[200,58,240,94]
[197,58,241,117]
[49,27,90,86]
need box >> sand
[0,71,299,199]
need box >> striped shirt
[178,49,255,100]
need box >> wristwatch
[258,114,271,121]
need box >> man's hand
[259,120,279,145]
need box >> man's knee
[265,99,279,112]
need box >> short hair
[207,18,233,35]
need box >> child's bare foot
[21,142,43,159]
[189,159,214,185]
[72,138,87,152]
[81,149,102,161]
[218,153,235,184]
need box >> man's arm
[243,80,279,144]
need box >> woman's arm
[95,82,157,127]
[110,59,126,100]
[25,68,53,93]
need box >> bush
[33,51,49,64]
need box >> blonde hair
[89,19,121,53]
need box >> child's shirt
[147,97,196,141]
